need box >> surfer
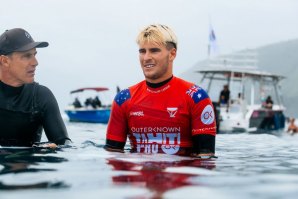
[104,24,216,158]
[0,28,71,147]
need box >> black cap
[0,28,49,55]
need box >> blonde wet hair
[136,24,178,50]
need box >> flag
[209,28,216,42]
[115,88,131,106]
[208,25,219,57]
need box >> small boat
[196,54,286,133]
[64,87,111,123]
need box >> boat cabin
[197,67,286,133]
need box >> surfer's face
[138,41,176,83]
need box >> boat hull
[214,103,286,134]
[65,109,111,123]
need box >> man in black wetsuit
[0,28,71,147]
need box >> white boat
[196,51,286,133]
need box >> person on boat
[0,28,71,147]
[116,85,121,93]
[84,97,93,108]
[73,97,82,108]
[287,117,298,134]
[219,84,230,105]
[104,24,216,158]
[236,93,243,104]
[92,96,102,108]
[263,95,273,109]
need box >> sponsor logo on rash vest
[167,107,178,118]
[130,111,144,116]
[201,105,215,125]
[131,126,181,155]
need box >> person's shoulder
[175,77,210,104]
[33,82,51,92]
[31,82,55,98]
[130,80,146,90]
[114,87,133,106]
[174,76,207,92]
[114,81,146,106]
[173,76,193,87]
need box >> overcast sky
[1,0,298,108]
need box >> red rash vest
[106,76,216,155]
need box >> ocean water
[1,121,298,199]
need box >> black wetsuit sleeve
[192,134,215,154]
[38,86,71,144]
[104,139,125,150]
